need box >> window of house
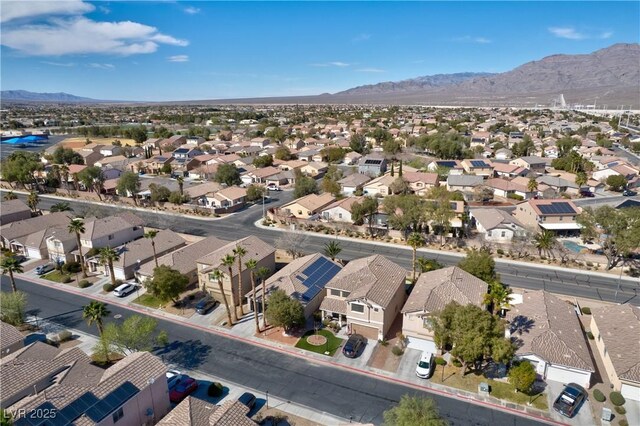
[559,216,563,221]
[501,231,506,237]
[108,235,114,240]
[487,231,492,237]
[338,213,343,219]
[350,303,365,313]
[112,407,124,423]
[423,317,434,329]
[330,289,341,297]
[341,291,350,297]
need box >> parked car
[169,377,198,403]
[35,263,55,275]
[113,283,136,297]
[553,383,587,418]
[195,296,216,315]
[623,189,637,196]
[166,370,183,390]
[579,190,594,198]
[266,184,282,191]
[8,254,27,264]
[342,334,366,358]
[238,392,256,409]
[415,351,435,379]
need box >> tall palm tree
[534,230,557,259]
[176,176,184,196]
[27,191,39,213]
[221,254,238,322]
[245,258,261,333]
[98,247,120,287]
[144,230,159,267]
[323,240,342,262]
[82,301,110,335]
[527,178,538,193]
[1,256,23,292]
[3,191,17,200]
[407,232,425,283]
[50,202,73,212]
[68,218,88,278]
[232,245,247,316]
[60,164,70,194]
[50,164,61,188]
[575,171,588,188]
[211,268,233,326]
[483,281,513,316]
[255,266,271,328]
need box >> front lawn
[132,293,162,309]
[42,270,72,283]
[295,329,344,356]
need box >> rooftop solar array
[364,159,382,165]
[294,257,341,302]
[537,202,576,215]
[470,160,489,167]
[85,382,139,422]
[437,161,457,168]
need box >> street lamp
[136,259,141,299]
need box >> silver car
[113,283,136,297]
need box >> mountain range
[2,43,639,107]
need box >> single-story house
[470,208,527,242]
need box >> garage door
[406,336,437,352]
[547,365,591,388]
[350,323,379,340]
[621,383,640,402]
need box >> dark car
[623,189,637,196]
[553,383,587,418]
[169,377,198,403]
[238,392,256,409]
[342,334,366,358]
[195,296,216,315]
[579,190,594,198]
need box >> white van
[416,351,435,379]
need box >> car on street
[238,392,257,409]
[169,377,198,403]
[342,334,366,358]
[195,296,216,315]
[623,189,637,196]
[416,351,435,379]
[166,370,183,390]
[553,383,587,418]
[35,263,55,275]
[266,184,282,191]
[113,283,136,297]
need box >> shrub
[103,283,115,292]
[391,346,404,356]
[322,318,332,327]
[57,330,72,342]
[619,420,628,426]
[614,405,626,415]
[581,307,592,315]
[586,261,594,267]
[586,331,594,340]
[610,391,626,406]
[593,389,605,402]
[507,193,524,201]
[452,359,462,368]
[62,276,72,283]
[78,280,91,288]
[379,339,389,347]
[62,261,81,273]
[208,382,223,397]
[435,357,447,366]
[496,248,504,255]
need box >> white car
[416,351,435,379]
[113,283,136,297]
[266,184,282,191]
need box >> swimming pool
[563,241,586,253]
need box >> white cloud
[311,61,350,67]
[98,5,111,15]
[1,0,94,23]
[356,68,386,73]
[184,6,200,15]
[88,63,115,69]
[453,36,492,44]
[352,33,371,43]
[42,61,76,67]
[548,27,586,40]
[168,55,189,62]
[1,16,188,56]
[600,31,613,39]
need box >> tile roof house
[1,344,170,426]
[469,208,527,242]
[358,155,388,177]
[0,321,24,358]
[321,197,363,223]
[461,159,494,177]
[205,186,248,211]
[338,173,371,195]
[362,174,395,197]
[402,172,440,195]
[485,178,533,199]
[590,304,640,401]
[492,162,529,178]
[401,266,488,352]
[79,213,145,251]
[512,199,581,236]
[320,255,407,340]
[506,290,594,388]
[446,174,484,192]
[510,156,548,175]
[279,193,336,219]
[0,199,31,226]
[1,212,72,255]
[197,236,276,309]
[158,397,256,426]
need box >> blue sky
[1,1,638,101]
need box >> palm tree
[534,230,557,259]
[527,178,538,193]
[575,171,588,188]
[144,230,159,267]
[232,245,247,316]
[176,176,184,196]
[211,269,234,326]
[221,254,238,323]
[416,257,440,276]
[1,256,23,292]
[68,218,88,278]
[3,191,17,201]
[82,301,110,335]
[27,191,39,213]
[50,202,73,212]
[98,247,120,287]
[245,258,261,333]
[483,281,513,316]
[255,266,271,328]
[323,240,342,262]
[71,173,79,191]
[60,164,70,194]
[407,232,425,283]
[50,164,61,187]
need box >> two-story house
[358,155,388,177]
[402,171,440,195]
[512,199,581,236]
[0,212,71,255]
[362,174,395,197]
[470,208,527,243]
[401,266,488,352]
[510,156,547,175]
[461,159,494,177]
[320,255,407,340]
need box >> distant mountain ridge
[1,90,100,103]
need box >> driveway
[336,338,376,369]
[394,348,424,384]
[625,399,640,426]
[546,380,595,426]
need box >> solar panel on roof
[538,202,574,215]
[470,160,487,167]
[438,161,457,168]
[86,382,139,423]
[293,257,342,303]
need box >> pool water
[563,241,586,253]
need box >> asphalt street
[14,192,640,306]
[1,276,546,426]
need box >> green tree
[210,269,234,326]
[68,218,88,278]
[245,259,261,333]
[527,178,538,193]
[221,254,239,323]
[1,151,43,189]
[323,241,342,261]
[389,177,410,195]
[575,171,588,188]
[606,174,627,192]
[0,291,27,326]
[383,138,402,155]
[78,166,105,200]
[50,201,73,212]
[275,146,293,161]
[533,230,556,259]
[458,247,497,283]
[1,256,23,292]
[246,184,267,202]
[148,184,171,203]
[52,147,83,165]
[294,174,318,198]
[146,265,189,306]
[233,245,248,316]
[383,194,427,239]
[351,196,379,235]
[383,395,446,426]
[27,191,39,213]
[253,155,274,168]
[508,360,537,394]
[82,301,111,336]
[407,232,424,283]
[265,289,305,334]
[102,315,166,355]
[98,247,120,287]
[214,163,241,186]
[416,257,443,275]
[321,146,345,163]
[484,281,512,316]
[130,126,148,144]
[3,191,17,200]
[144,230,159,267]
[116,171,141,205]
[349,133,368,154]
[176,176,184,196]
